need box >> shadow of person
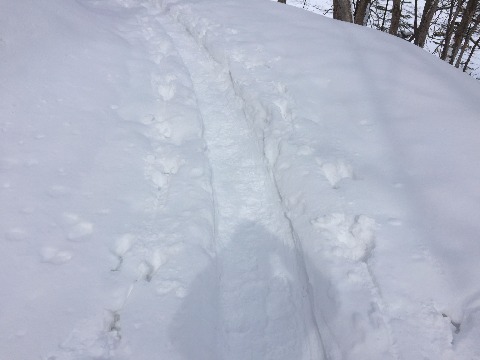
[168,221,334,360]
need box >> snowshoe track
[159,11,326,360]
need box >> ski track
[158,4,400,360]
[159,11,326,360]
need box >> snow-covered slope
[1,0,480,359]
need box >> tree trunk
[440,0,465,60]
[354,0,372,25]
[450,0,479,64]
[278,0,287,3]
[333,0,354,22]
[413,0,419,39]
[389,0,403,35]
[415,0,440,47]
[463,35,480,72]
[381,0,390,31]
[455,14,480,67]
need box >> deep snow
[1,0,480,359]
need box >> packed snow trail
[159,3,399,359]
[159,12,326,360]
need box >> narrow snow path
[159,13,325,360]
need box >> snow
[1,0,480,359]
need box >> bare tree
[414,0,419,36]
[415,0,440,47]
[455,13,480,66]
[381,0,391,31]
[440,0,465,60]
[449,0,479,64]
[463,35,480,71]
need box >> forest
[281,0,480,78]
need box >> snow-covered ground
[1,0,480,359]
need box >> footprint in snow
[154,118,172,140]
[157,83,176,102]
[156,280,187,297]
[110,233,136,272]
[152,73,178,101]
[273,98,292,122]
[40,247,73,265]
[155,38,175,56]
[316,158,354,188]
[68,222,94,241]
[63,212,94,241]
[139,114,172,140]
[311,213,376,262]
[144,152,185,190]
[46,314,121,359]
[138,249,166,282]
